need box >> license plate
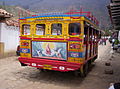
[43,65,52,70]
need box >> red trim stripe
[20,36,32,40]
[20,36,83,41]
[33,38,64,40]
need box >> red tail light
[21,42,29,46]
[70,44,80,49]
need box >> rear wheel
[74,63,89,77]
[80,63,89,77]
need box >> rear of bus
[18,16,85,72]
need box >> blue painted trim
[68,52,85,58]
[20,48,30,53]
[19,14,98,26]
[20,14,86,19]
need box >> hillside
[0,5,35,19]
[0,0,110,29]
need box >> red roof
[6,19,19,27]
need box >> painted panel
[68,52,84,58]
[20,48,30,53]
[32,41,67,60]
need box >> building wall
[118,31,120,42]
[0,23,4,56]
[0,23,19,54]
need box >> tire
[80,63,89,77]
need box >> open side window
[69,23,81,35]
[36,24,45,35]
[51,23,62,35]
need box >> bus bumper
[18,57,82,72]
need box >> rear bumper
[18,57,82,72]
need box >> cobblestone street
[0,41,120,89]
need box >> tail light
[70,44,80,49]
[21,42,29,46]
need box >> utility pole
[2,1,6,10]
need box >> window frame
[35,24,46,35]
[21,24,31,35]
[51,23,62,36]
[68,22,81,35]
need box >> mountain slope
[0,0,110,29]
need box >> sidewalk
[79,41,120,89]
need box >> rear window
[69,23,81,35]
[51,23,62,35]
[36,24,45,35]
[22,24,30,35]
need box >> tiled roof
[107,0,120,30]
[6,19,19,27]
[0,9,13,18]
[0,9,19,26]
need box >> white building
[0,9,19,58]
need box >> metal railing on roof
[31,9,99,26]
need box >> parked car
[16,45,20,56]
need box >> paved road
[0,42,120,89]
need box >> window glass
[51,24,62,35]
[69,23,81,35]
[22,24,30,35]
[36,24,45,35]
